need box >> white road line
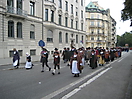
[41,65,110,99]
[61,67,112,99]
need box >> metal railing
[6,6,27,17]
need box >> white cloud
[85,0,132,35]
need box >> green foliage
[117,32,132,47]
[121,0,132,21]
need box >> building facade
[0,0,86,61]
[85,1,116,48]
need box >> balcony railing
[6,6,27,17]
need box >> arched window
[47,30,53,42]
[59,32,62,43]
[8,20,14,37]
[65,33,68,43]
[30,24,35,39]
[17,22,22,38]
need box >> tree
[121,0,132,25]
[117,32,132,47]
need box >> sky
[85,0,132,36]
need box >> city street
[0,51,132,99]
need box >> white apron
[72,60,80,74]
[13,60,18,67]
[25,61,32,69]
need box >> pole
[42,0,44,40]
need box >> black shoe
[77,74,79,77]
[41,70,44,72]
[74,74,77,77]
[52,72,55,75]
[49,67,51,71]
[58,72,60,74]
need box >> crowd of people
[12,46,123,77]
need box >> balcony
[6,6,27,18]
[97,40,106,43]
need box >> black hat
[54,48,58,50]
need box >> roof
[86,1,104,11]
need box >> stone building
[0,0,86,62]
[85,1,116,48]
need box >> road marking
[61,67,112,99]
[41,65,110,99]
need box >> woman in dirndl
[70,51,82,77]
[25,52,32,69]
[13,48,20,69]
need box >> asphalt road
[0,51,132,99]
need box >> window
[30,24,35,39]
[17,22,22,38]
[9,50,14,57]
[97,22,100,27]
[97,37,100,40]
[76,12,78,16]
[30,1,35,16]
[81,0,83,6]
[8,21,14,38]
[76,35,78,43]
[91,37,94,40]
[7,0,14,7]
[81,10,83,18]
[30,49,36,56]
[18,50,23,56]
[76,7,78,16]
[45,9,48,21]
[59,0,62,8]
[65,17,68,27]
[91,14,94,19]
[81,23,83,31]
[59,32,62,43]
[82,36,83,44]
[71,19,73,28]
[91,29,94,34]
[17,0,22,15]
[59,15,62,25]
[51,0,54,3]
[76,21,78,29]
[71,4,73,14]
[65,33,68,43]
[98,29,100,34]
[91,43,94,47]
[51,10,54,22]
[65,1,68,11]
[90,21,94,26]
[47,30,53,42]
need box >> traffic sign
[38,40,45,47]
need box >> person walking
[41,48,51,72]
[89,50,97,69]
[70,51,82,77]
[98,49,105,66]
[13,48,20,69]
[62,47,67,63]
[52,52,60,75]
[105,47,110,64]
[25,52,33,69]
